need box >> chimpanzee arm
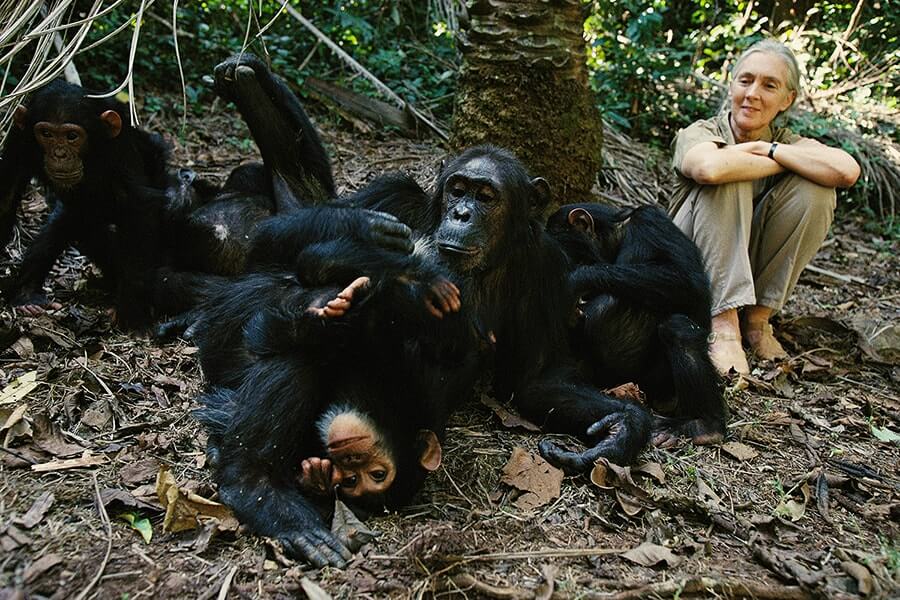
[247,207,414,271]
[214,53,335,204]
[512,365,652,474]
[199,362,352,567]
[9,207,74,306]
[571,263,702,316]
[0,127,36,248]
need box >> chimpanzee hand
[299,457,336,497]
[424,277,461,319]
[538,405,650,475]
[307,277,370,319]
[361,209,414,254]
[11,290,62,317]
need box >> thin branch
[73,473,113,600]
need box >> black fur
[546,202,727,442]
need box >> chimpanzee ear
[531,177,551,212]
[567,207,594,234]
[417,430,442,471]
[13,106,28,130]
[100,110,123,138]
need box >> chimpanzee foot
[652,416,724,449]
[308,277,370,318]
[424,277,460,319]
[13,291,61,317]
[213,53,270,104]
[154,311,200,340]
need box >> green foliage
[76,1,458,119]
[585,0,899,141]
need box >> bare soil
[0,107,898,600]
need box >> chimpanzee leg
[8,209,73,307]
[199,359,351,567]
[512,367,652,474]
[653,314,727,445]
[0,126,36,248]
[214,54,335,205]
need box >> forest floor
[0,104,898,600]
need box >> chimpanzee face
[435,155,513,273]
[33,121,88,189]
[14,102,123,191]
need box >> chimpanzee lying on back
[347,146,653,476]
[191,212,481,568]
[546,203,726,446]
[0,79,170,326]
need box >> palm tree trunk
[451,0,602,206]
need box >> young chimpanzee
[192,221,480,568]
[0,79,170,326]
[348,146,653,476]
[545,203,726,446]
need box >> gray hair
[732,39,802,111]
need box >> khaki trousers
[673,174,836,316]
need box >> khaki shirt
[668,112,801,216]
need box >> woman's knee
[778,175,836,224]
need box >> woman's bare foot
[709,308,749,375]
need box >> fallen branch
[595,576,811,600]
[804,264,874,288]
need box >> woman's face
[729,51,796,138]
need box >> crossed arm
[680,138,860,189]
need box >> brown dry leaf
[500,447,563,511]
[479,395,540,432]
[100,488,163,513]
[31,414,84,457]
[721,441,759,461]
[31,452,107,472]
[23,553,63,584]
[1,524,32,551]
[29,318,76,349]
[15,492,54,529]
[156,465,236,532]
[775,482,810,522]
[697,478,724,510]
[332,497,379,552]
[10,337,34,359]
[590,458,650,516]
[621,542,681,568]
[605,382,644,402]
[633,462,666,484]
[1,403,32,446]
[120,457,160,485]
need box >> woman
[669,39,860,375]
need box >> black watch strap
[768,142,778,159]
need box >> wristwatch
[768,142,778,159]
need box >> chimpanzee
[192,223,480,567]
[0,79,170,326]
[162,52,340,278]
[347,146,653,475]
[545,203,726,446]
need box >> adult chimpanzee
[162,52,341,278]
[192,223,480,567]
[0,79,170,326]
[545,203,726,446]
[346,146,653,476]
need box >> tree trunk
[451,0,602,207]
